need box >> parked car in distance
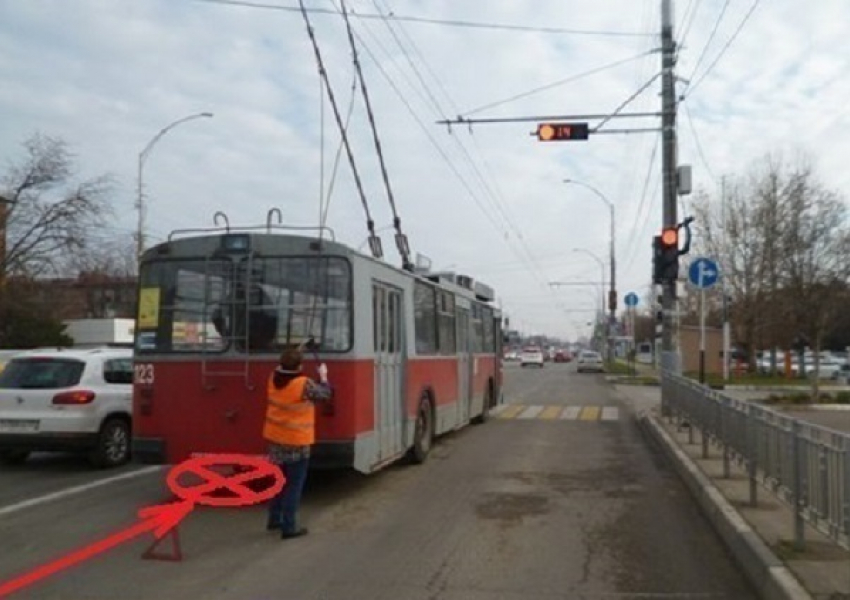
[520,346,545,368]
[577,350,604,373]
[0,348,134,467]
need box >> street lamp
[136,111,214,259]
[573,247,608,357]
[564,179,616,325]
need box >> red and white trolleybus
[131,218,503,474]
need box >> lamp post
[564,179,616,358]
[136,112,213,259]
[573,248,608,357]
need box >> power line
[360,3,568,309]
[460,50,656,117]
[682,101,716,183]
[621,137,660,277]
[686,0,730,85]
[685,0,762,99]
[184,0,655,37]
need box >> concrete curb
[638,412,813,600]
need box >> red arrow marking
[0,500,193,598]
[0,454,284,598]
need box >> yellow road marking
[539,406,563,420]
[579,406,601,421]
[499,405,526,419]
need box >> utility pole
[660,0,679,372]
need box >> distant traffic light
[653,227,680,284]
[536,122,590,141]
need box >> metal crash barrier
[661,369,850,551]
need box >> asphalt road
[0,363,757,599]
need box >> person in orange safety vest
[263,347,332,539]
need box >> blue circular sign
[688,258,719,289]
[624,292,639,307]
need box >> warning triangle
[141,528,183,562]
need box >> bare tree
[1,133,111,278]
[692,177,766,368]
[60,233,137,278]
[778,161,850,397]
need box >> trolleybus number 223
[134,364,155,385]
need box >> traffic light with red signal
[653,226,680,284]
[535,122,590,141]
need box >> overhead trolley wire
[363,2,569,307]
[186,0,654,37]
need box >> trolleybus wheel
[471,384,493,425]
[410,396,434,464]
[90,417,131,468]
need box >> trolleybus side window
[470,303,485,353]
[437,291,456,355]
[413,281,438,355]
[481,306,494,351]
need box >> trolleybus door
[372,283,406,463]
[456,303,473,425]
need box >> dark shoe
[281,527,308,540]
[266,523,280,532]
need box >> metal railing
[661,367,850,551]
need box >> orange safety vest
[262,375,315,446]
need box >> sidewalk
[615,384,850,600]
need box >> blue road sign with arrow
[688,258,719,289]
[624,292,639,307]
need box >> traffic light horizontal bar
[436,112,661,125]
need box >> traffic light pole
[660,0,678,371]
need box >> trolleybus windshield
[135,256,352,354]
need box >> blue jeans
[267,456,309,534]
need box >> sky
[1,0,849,341]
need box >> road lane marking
[490,404,509,415]
[517,406,545,419]
[601,407,619,421]
[498,405,526,419]
[561,406,582,420]
[579,406,601,421]
[539,406,563,420]
[0,466,163,518]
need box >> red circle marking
[165,454,285,508]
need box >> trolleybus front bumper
[132,436,355,469]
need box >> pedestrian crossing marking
[499,405,526,419]
[539,406,562,420]
[493,405,620,422]
[517,406,544,419]
[601,407,619,421]
[561,406,582,420]
[579,406,601,421]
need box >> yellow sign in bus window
[138,288,160,328]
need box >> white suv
[520,346,545,368]
[0,348,134,468]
